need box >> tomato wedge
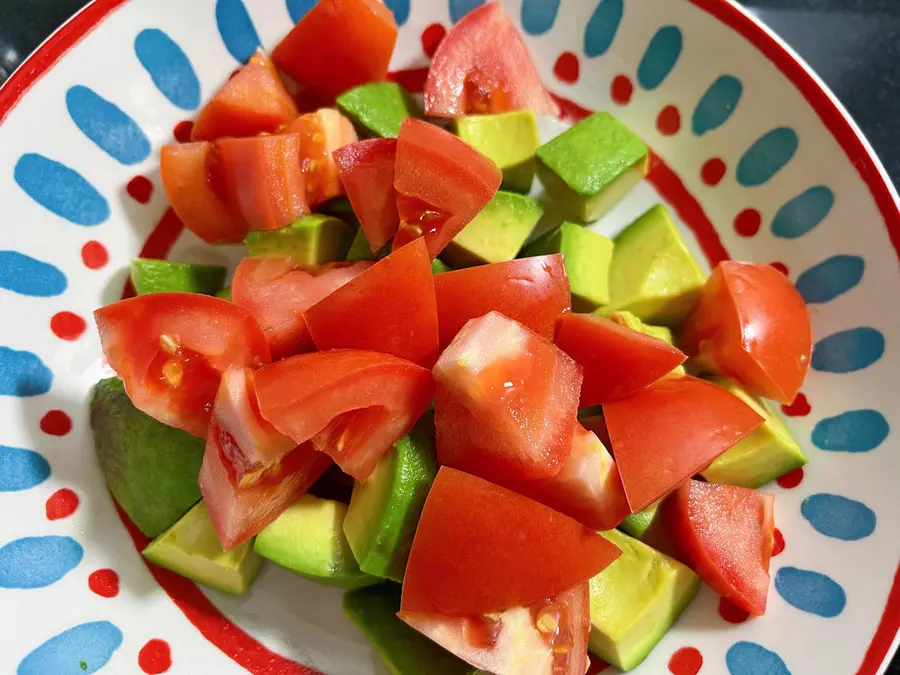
[304,239,439,367]
[94,293,270,438]
[255,350,435,481]
[333,138,399,251]
[555,313,686,406]
[400,582,590,675]
[393,118,501,258]
[160,142,248,244]
[663,479,775,615]
[401,467,620,615]
[232,257,372,360]
[424,1,557,117]
[434,312,581,482]
[272,0,398,102]
[604,375,764,513]
[434,255,571,349]
[282,108,358,206]
[681,261,811,404]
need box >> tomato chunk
[663,479,775,615]
[282,108,358,206]
[94,293,270,437]
[681,261,811,404]
[232,257,372,360]
[333,138,399,251]
[304,239,439,367]
[401,467,620,615]
[604,375,764,513]
[424,2,557,117]
[272,0,397,102]
[160,142,248,244]
[555,313,686,406]
[434,312,581,482]
[255,350,435,481]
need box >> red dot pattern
[701,158,726,186]
[668,646,704,675]
[40,410,72,436]
[173,120,194,143]
[553,52,580,84]
[127,176,154,204]
[718,596,750,624]
[773,528,785,557]
[420,23,446,58]
[46,488,79,521]
[770,261,789,275]
[139,639,172,674]
[734,208,762,237]
[777,467,805,489]
[81,241,109,269]
[89,569,120,598]
[656,105,681,135]
[50,311,86,341]
[610,75,633,105]
[782,393,811,417]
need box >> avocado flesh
[346,227,389,262]
[216,286,232,301]
[589,529,700,671]
[618,502,660,539]
[130,258,226,295]
[255,494,377,589]
[143,501,263,594]
[605,311,686,377]
[244,214,353,264]
[337,82,420,138]
[90,377,204,538]
[456,111,541,193]
[701,377,807,488]
[431,258,453,275]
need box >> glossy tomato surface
[282,108,358,206]
[333,138,399,251]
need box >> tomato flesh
[282,108,358,206]
[333,138,399,251]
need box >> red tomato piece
[303,239,439,367]
[282,108,358,206]
[94,293,270,438]
[604,375,765,513]
[232,257,372,360]
[434,255,571,350]
[434,312,581,482]
[272,0,398,102]
[401,467,620,615]
[663,479,775,615]
[424,1,558,117]
[333,138,399,251]
[159,142,248,244]
[255,350,435,481]
[400,582,590,675]
[680,261,811,404]
[393,118,501,258]
[555,313,686,406]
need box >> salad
[90,0,813,673]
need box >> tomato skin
[681,261,811,404]
[304,239,440,367]
[555,313,686,406]
[424,2,557,117]
[434,255,571,349]
[282,108,358,206]
[232,257,372,360]
[272,0,397,102]
[333,138,399,251]
[604,375,764,513]
[663,479,774,615]
[159,142,248,244]
[94,293,270,438]
[401,467,620,615]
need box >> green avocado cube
[536,112,648,222]
[442,191,543,267]
[431,258,453,275]
[130,259,226,296]
[606,311,686,376]
[522,221,613,310]
[215,286,232,301]
[456,111,541,193]
[346,228,389,262]
[337,82,420,138]
[245,214,354,265]
[618,502,661,540]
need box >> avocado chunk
[143,501,264,594]
[701,377,807,488]
[255,494,377,589]
[90,377,204,538]
[130,258,226,296]
[431,258,453,275]
[606,311,686,376]
[618,502,661,540]
[456,111,541,193]
[442,191,543,267]
[522,221,613,310]
[346,227,389,262]
[589,529,700,671]
[343,417,438,582]
[605,204,706,325]
[536,112,648,222]
[337,82,420,138]
[245,214,354,265]
[216,286,232,301]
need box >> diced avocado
[589,529,700,671]
[255,494,377,589]
[442,191,543,267]
[606,311,686,376]
[337,82,420,138]
[346,227,389,262]
[701,377,807,488]
[456,111,541,193]
[216,286,232,301]
[343,416,438,582]
[245,214,354,265]
[536,112,648,222]
[90,377,204,538]
[143,501,264,594]
[618,502,661,540]
[431,258,453,275]
[522,221,613,310]
[130,258,226,296]
[606,204,706,325]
